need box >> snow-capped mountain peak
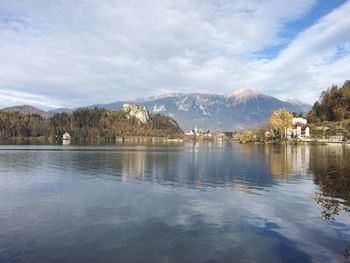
[79,90,311,131]
[228,88,263,98]
[136,93,185,103]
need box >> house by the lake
[287,118,310,139]
[62,132,71,140]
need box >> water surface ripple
[0,144,349,263]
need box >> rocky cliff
[122,103,150,124]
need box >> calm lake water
[0,143,349,263]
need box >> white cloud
[0,0,349,108]
[0,89,62,109]
[253,1,350,102]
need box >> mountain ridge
[88,90,311,130]
[1,89,311,131]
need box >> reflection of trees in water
[313,168,350,259]
[266,146,293,179]
[255,144,349,258]
[344,245,350,259]
[309,145,349,178]
[121,150,147,182]
[265,145,310,179]
[314,168,350,220]
[309,145,350,218]
[309,146,350,219]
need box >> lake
[0,143,349,262]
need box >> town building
[62,132,71,140]
[292,117,307,125]
[184,126,213,138]
[287,118,310,139]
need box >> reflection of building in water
[62,140,71,146]
[121,150,147,182]
[265,145,310,179]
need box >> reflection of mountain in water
[117,144,276,189]
[1,144,349,261]
[4,144,347,203]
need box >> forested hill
[0,107,183,141]
[1,105,54,119]
[308,80,350,122]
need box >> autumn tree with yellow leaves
[269,108,293,139]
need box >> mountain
[48,107,73,113]
[8,89,310,131]
[87,89,311,130]
[1,105,53,119]
[284,98,311,113]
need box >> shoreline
[1,136,350,146]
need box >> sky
[0,0,349,109]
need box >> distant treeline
[0,108,183,141]
[308,80,350,123]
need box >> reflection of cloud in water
[229,182,260,195]
[102,144,275,189]
[1,145,350,262]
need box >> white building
[296,126,302,138]
[194,126,199,136]
[305,127,310,138]
[292,117,307,125]
[62,132,71,140]
[185,126,199,136]
[185,126,213,137]
[287,118,310,139]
